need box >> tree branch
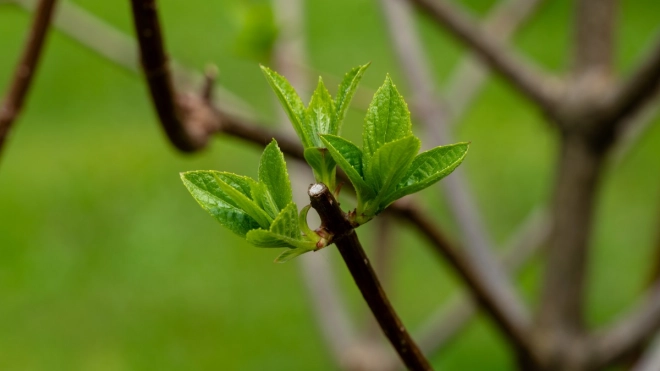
[406,0,561,118]
[389,200,540,364]
[129,0,219,152]
[633,334,660,371]
[573,0,617,78]
[604,38,660,128]
[309,183,434,371]
[0,0,57,161]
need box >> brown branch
[633,335,660,371]
[389,200,540,364]
[406,0,561,118]
[445,0,548,118]
[573,0,617,78]
[604,38,660,128]
[0,0,57,160]
[413,207,550,357]
[309,183,434,371]
[536,134,609,368]
[129,0,219,152]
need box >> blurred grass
[1,0,659,370]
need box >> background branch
[406,0,560,117]
[0,0,57,161]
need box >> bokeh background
[1,0,660,369]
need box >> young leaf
[363,75,412,161]
[320,134,374,201]
[382,142,470,206]
[180,171,260,237]
[258,140,293,210]
[250,182,280,220]
[214,174,273,229]
[246,203,317,251]
[269,202,301,239]
[304,147,337,190]
[274,247,311,263]
[306,77,335,146]
[260,66,313,148]
[333,63,370,134]
[363,136,420,209]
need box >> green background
[1,0,659,369]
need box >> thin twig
[309,183,433,371]
[406,0,561,118]
[129,0,221,152]
[0,0,57,161]
[633,335,660,371]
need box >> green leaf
[320,134,374,201]
[306,77,335,146]
[298,204,319,242]
[304,147,337,189]
[269,202,300,239]
[258,140,293,211]
[214,173,273,229]
[382,142,470,206]
[333,63,370,134]
[363,75,412,161]
[364,136,420,211]
[246,203,317,250]
[260,66,313,147]
[180,171,260,237]
[274,247,311,263]
[250,182,280,220]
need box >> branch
[414,207,550,356]
[573,0,617,78]
[0,0,57,161]
[406,0,561,117]
[445,0,547,118]
[389,200,540,364]
[129,0,219,152]
[633,334,660,371]
[308,183,434,371]
[591,281,660,368]
[604,38,660,127]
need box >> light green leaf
[298,204,319,242]
[258,140,292,210]
[304,147,336,189]
[364,136,420,211]
[260,66,313,147]
[320,134,374,201]
[246,229,313,249]
[214,174,273,229]
[180,171,260,237]
[333,63,370,134]
[250,182,280,219]
[363,75,412,161]
[270,202,300,239]
[382,142,470,206]
[306,77,335,146]
[274,247,311,263]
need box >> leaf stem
[308,183,434,371]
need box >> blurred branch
[573,0,616,78]
[309,183,433,371]
[129,0,219,152]
[446,0,547,118]
[592,201,660,369]
[414,207,550,357]
[0,0,57,161]
[390,201,540,364]
[605,38,660,128]
[633,335,660,371]
[406,0,561,118]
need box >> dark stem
[129,0,218,152]
[0,0,57,162]
[308,183,433,371]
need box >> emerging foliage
[181,65,469,261]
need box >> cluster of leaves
[181,64,469,262]
[181,141,318,263]
[260,63,369,191]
